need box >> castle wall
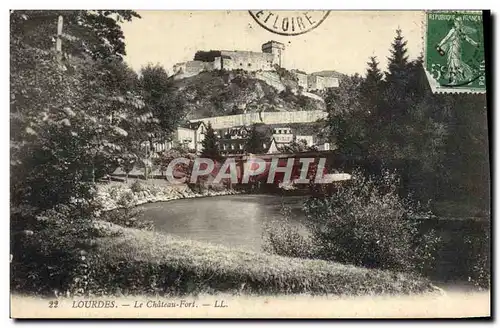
[213,57,222,70]
[307,75,325,91]
[323,77,340,88]
[295,73,308,89]
[220,51,274,71]
[172,60,215,79]
[255,71,285,92]
[190,110,327,129]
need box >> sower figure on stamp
[436,17,479,85]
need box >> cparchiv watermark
[164,157,339,185]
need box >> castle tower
[262,41,285,67]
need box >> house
[218,126,250,155]
[164,121,207,154]
[266,138,287,154]
[272,127,294,144]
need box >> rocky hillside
[170,69,327,120]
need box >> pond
[137,194,306,252]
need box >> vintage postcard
[10,10,491,319]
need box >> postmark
[424,11,486,94]
[249,10,330,36]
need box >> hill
[311,70,347,79]
[170,69,327,120]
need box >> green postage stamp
[425,11,486,94]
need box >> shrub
[130,180,146,193]
[10,201,99,296]
[264,170,441,275]
[108,189,153,231]
[116,190,136,208]
[108,185,122,199]
[262,206,316,259]
[101,207,154,232]
[465,228,490,289]
[302,170,440,273]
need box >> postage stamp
[10,10,491,319]
[424,11,486,93]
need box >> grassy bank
[90,221,437,296]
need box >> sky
[120,10,425,76]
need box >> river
[137,194,306,252]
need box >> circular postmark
[249,10,330,36]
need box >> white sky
[120,10,425,76]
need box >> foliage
[264,170,441,275]
[10,201,100,295]
[10,10,141,60]
[101,202,153,232]
[9,10,157,296]
[464,229,490,289]
[139,64,185,144]
[262,206,315,259]
[168,70,324,119]
[323,74,367,157]
[363,56,384,90]
[245,124,266,154]
[280,139,311,154]
[302,170,440,273]
[324,28,489,209]
[200,122,221,160]
[386,28,410,83]
[10,43,150,210]
[130,180,146,194]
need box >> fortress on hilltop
[172,41,339,91]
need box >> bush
[262,206,316,259]
[101,208,154,232]
[116,190,136,208]
[264,170,441,275]
[130,180,146,193]
[303,170,440,273]
[10,201,99,296]
[465,229,490,289]
[108,185,123,199]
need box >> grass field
[91,221,437,296]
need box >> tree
[245,124,265,154]
[386,28,410,83]
[201,122,221,160]
[281,140,309,154]
[324,74,368,156]
[139,64,185,147]
[363,56,384,91]
[10,10,141,60]
[10,10,157,295]
[10,44,150,208]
